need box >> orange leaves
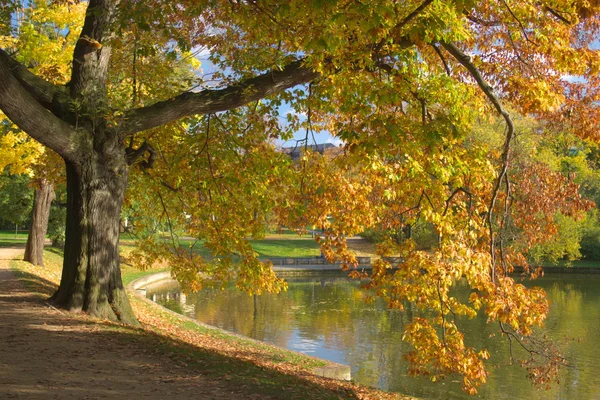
[504,78,565,114]
[402,317,488,394]
[511,160,593,252]
[479,277,549,335]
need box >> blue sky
[194,49,341,149]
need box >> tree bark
[49,139,138,325]
[24,180,55,267]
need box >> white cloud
[560,74,586,84]
[326,137,344,146]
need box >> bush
[528,213,583,264]
[360,222,438,251]
[580,210,600,260]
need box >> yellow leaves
[0,35,16,48]
[479,276,549,336]
[505,78,565,114]
[7,1,85,85]
[0,125,44,176]
[468,292,482,310]
[402,317,488,394]
[30,1,86,29]
[184,51,202,70]
[478,349,490,360]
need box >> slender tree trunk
[24,180,55,267]
[49,144,138,325]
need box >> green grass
[121,267,169,285]
[250,239,320,257]
[545,259,600,268]
[0,230,28,247]
[264,228,318,239]
[181,238,321,258]
[122,229,378,258]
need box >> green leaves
[0,173,33,227]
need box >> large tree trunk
[24,180,55,267]
[49,144,138,325]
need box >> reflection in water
[147,274,600,400]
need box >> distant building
[281,143,338,161]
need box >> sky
[193,48,342,149]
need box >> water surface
[147,273,600,399]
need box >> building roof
[281,143,337,160]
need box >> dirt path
[0,247,240,399]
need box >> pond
[146,273,600,399]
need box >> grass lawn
[263,228,317,239]
[180,236,377,258]
[0,228,376,259]
[179,238,321,258]
[0,230,28,247]
[250,239,321,257]
[10,228,600,266]
[545,259,600,268]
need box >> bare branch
[120,60,319,136]
[431,44,451,76]
[441,42,515,277]
[126,141,155,168]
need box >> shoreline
[128,272,353,382]
[7,247,412,400]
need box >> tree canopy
[1,0,600,394]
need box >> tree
[23,147,64,266]
[0,173,33,236]
[1,0,599,393]
[1,115,61,266]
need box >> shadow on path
[0,247,364,400]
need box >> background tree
[0,113,41,239]
[0,173,33,236]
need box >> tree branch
[120,59,319,136]
[70,0,115,100]
[431,43,451,76]
[464,13,502,27]
[0,54,79,161]
[440,42,513,129]
[544,5,572,24]
[440,41,515,277]
[126,141,155,168]
[0,49,70,111]
[374,0,435,55]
